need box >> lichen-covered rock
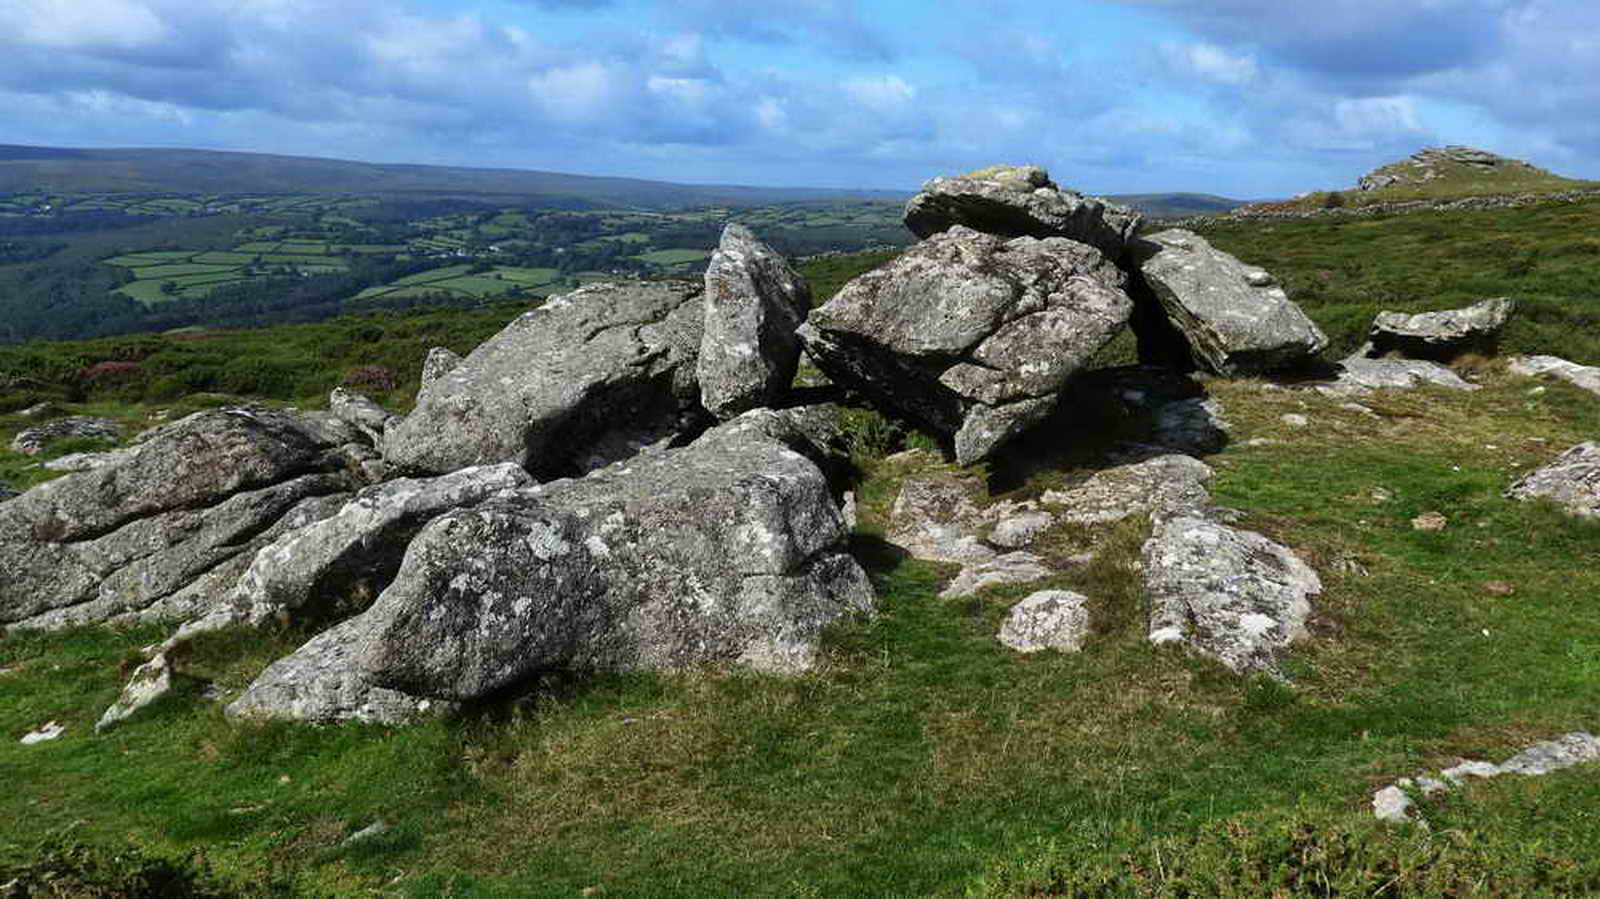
[698,224,811,419]
[178,463,534,640]
[1314,355,1478,397]
[1143,516,1321,675]
[798,226,1133,465]
[420,346,462,386]
[989,510,1056,550]
[0,407,363,627]
[1042,454,1213,525]
[1367,297,1513,361]
[383,280,706,478]
[228,411,873,723]
[902,165,1141,259]
[998,590,1089,653]
[939,552,1053,599]
[10,416,122,455]
[1506,442,1600,519]
[1130,230,1327,375]
[329,387,398,443]
[887,472,995,564]
[1509,355,1600,398]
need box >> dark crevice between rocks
[984,365,1229,495]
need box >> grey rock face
[1509,355,1600,397]
[698,224,811,419]
[229,411,874,723]
[181,463,534,639]
[1131,230,1328,375]
[1143,516,1321,675]
[1367,297,1513,361]
[998,590,1090,653]
[420,346,462,385]
[41,449,136,472]
[1314,356,1478,397]
[1042,454,1213,525]
[798,226,1133,465]
[226,618,444,725]
[887,473,995,564]
[329,388,398,443]
[0,407,362,627]
[1506,442,1600,519]
[903,165,1141,259]
[11,478,353,631]
[10,416,122,455]
[384,280,706,478]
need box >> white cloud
[842,75,916,110]
[1162,41,1258,85]
[4,0,171,50]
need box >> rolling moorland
[1,151,1599,895]
[0,144,1241,345]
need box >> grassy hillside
[1199,197,1600,363]
[1246,147,1598,214]
[3,201,1600,894]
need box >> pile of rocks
[22,162,1578,731]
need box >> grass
[3,366,1598,894]
[1200,198,1600,362]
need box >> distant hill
[1242,146,1596,214]
[0,145,904,210]
[1107,192,1243,219]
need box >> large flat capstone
[798,226,1133,465]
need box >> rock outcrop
[1129,230,1328,375]
[10,416,122,455]
[1314,355,1478,397]
[383,280,706,479]
[902,165,1141,259]
[698,224,811,419]
[0,407,367,628]
[1358,146,1557,192]
[1143,516,1321,675]
[1505,442,1600,519]
[1509,355,1600,398]
[1374,731,1600,825]
[1041,454,1213,525]
[179,463,534,639]
[228,411,873,723]
[886,471,995,564]
[799,226,1133,464]
[1366,297,1513,361]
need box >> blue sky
[2,0,1596,198]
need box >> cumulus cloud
[659,0,895,62]
[1160,41,1258,85]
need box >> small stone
[96,653,175,732]
[20,721,65,744]
[342,820,390,847]
[1370,487,1394,503]
[1411,511,1447,532]
[1440,759,1501,782]
[1281,413,1309,428]
[998,590,1090,653]
[1372,785,1414,823]
[1483,581,1515,597]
